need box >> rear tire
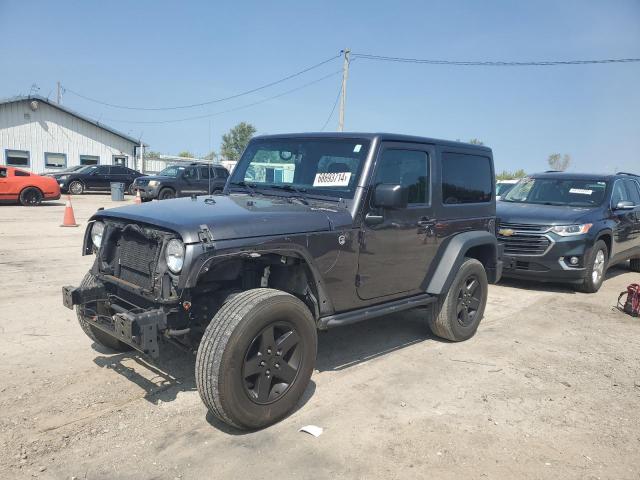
[427,258,488,342]
[19,187,43,206]
[76,272,132,352]
[158,188,175,200]
[576,240,608,293]
[630,257,640,273]
[196,288,317,430]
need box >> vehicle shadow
[90,309,438,431]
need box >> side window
[215,167,228,179]
[611,181,629,206]
[183,167,197,180]
[442,153,492,204]
[111,166,127,174]
[374,149,429,205]
[15,170,30,177]
[0,167,6,178]
[199,166,210,179]
[96,166,110,174]
[624,180,640,205]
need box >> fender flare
[423,231,499,295]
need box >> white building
[0,95,144,173]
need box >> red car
[0,166,61,206]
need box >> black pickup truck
[498,171,640,292]
[63,133,502,429]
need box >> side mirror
[614,200,635,210]
[373,184,408,209]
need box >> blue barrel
[110,182,125,201]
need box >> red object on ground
[60,195,78,227]
[0,166,61,205]
[134,189,142,204]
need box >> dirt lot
[1,194,639,480]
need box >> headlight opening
[165,238,185,273]
[91,221,105,248]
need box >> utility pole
[139,140,144,174]
[56,81,62,104]
[338,48,350,132]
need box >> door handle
[364,213,384,226]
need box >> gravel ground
[1,194,639,480]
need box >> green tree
[178,151,195,158]
[143,150,162,158]
[468,138,484,145]
[547,153,571,171]
[203,151,217,161]
[496,168,527,180]
[220,122,257,162]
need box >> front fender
[423,231,500,295]
[182,239,336,317]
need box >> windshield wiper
[229,181,257,196]
[268,185,310,205]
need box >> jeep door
[356,142,438,300]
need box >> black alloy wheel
[19,187,43,206]
[455,274,483,327]
[242,322,301,404]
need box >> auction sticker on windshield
[313,172,351,187]
[569,188,593,195]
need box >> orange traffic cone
[60,195,79,227]
[134,189,142,204]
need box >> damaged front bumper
[62,283,166,358]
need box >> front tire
[69,180,84,195]
[19,187,43,206]
[158,188,175,200]
[76,272,132,352]
[427,258,488,342]
[630,257,640,273]
[576,240,608,293]
[196,288,317,430]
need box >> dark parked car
[62,133,502,429]
[497,171,640,292]
[131,163,229,200]
[51,165,145,195]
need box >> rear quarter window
[441,152,492,204]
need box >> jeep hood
[92,194,352,243]
[497,201,598,225]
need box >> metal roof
[0,94,147,146]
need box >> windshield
[158,165,185,177]
[496,183,516,196]
[229,138,371,199]
[502,177,608,206]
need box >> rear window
[441,152,493,204]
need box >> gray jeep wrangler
[63,133,502,429]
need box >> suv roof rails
[544,170,563,173]
[616,171,639,177]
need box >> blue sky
[1,0,638,173]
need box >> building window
[113,155,127,167]
[45,152,67,169]
[80,155,99,165]
[5,149,30,167]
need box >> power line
[320,81,342,131]
[351,52,640,66]
[63,53,342,111]
[93,70,342,125]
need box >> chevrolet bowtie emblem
[498,228,515,237]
